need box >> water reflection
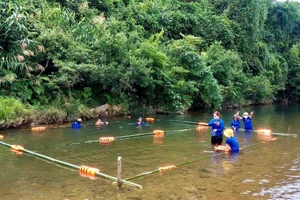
[253,156,300,199]
[234,130,240,139]
[1,104,300,199]
[244,130,253,146]
[153,135,164,145]
[210,152,240,176]
[257,132,277,141]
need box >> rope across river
[0,140,142,189]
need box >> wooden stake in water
[117,156,122,187]
[0,141,142,189]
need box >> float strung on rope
[0,141,142,189]
[125,115,131,119]
[11,144,24,155]
[146,117,155,122]
[158,165,177,172]
[0,135,4,140]
[198,122,208,126]
[79,165,100,179]
[31,126,46,131]
[99,137,115,144]
[256,129,272,135]
[153,130,164,137]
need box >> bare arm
[249,111,254,119]
[236,111,242,120]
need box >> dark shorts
[211,135,223,145]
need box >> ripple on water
[242,179,255,183]
[253,156,300,199]
[259,179,270,184]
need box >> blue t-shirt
[242,117,253,130]
[71,122,82,128]
[135,122,146,127]
[230,119,240,130]
[226,137,240,153]
[208,119,224,136]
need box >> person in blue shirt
[214,129,240,153]
[230,114,241,131]
[71,118,82,128]
[237,111,254,131]
[135,116,146,127]
[208,111,225,146]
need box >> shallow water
[0,104,299,200]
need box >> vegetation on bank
[1,0,300,128]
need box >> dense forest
[1,0,300,127]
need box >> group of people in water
[208,110,254,153]
[71,118,108,128]
[71,111,253,154]
[71,116,144,128]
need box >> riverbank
[0,96,279,130]
[0,103,128,130]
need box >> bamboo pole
[0,141,142,189]
[166,120,297,137]
[117,156,122,187]
[85,128,193,144]
[238,129,297,137]
[124,141,266,181]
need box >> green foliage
[245,75,274,104]
[0,97,31,123]
[285,43,300,101]
[36,107,67,124]
[202,42,245,105]
[1,0,300,123]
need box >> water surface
[0,104,299,199]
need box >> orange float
[158,165,176,172]
[153,130,164,137]
[31,126,46,131]
[0,135,4,140]
[198,122,208,126]
[79,165,100,179]
[146,117,155,122]
[99,137,115,144]
[256,129,272,135]
[11,145,24,155]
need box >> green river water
[0,104,299,200]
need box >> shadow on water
[0,104,299,199]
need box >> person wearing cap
[236,111,254,131]
[214,129,240,153]
[230,114,241,131]
[135,116,146,127]
[71,118,82,128]
[208,111,225,146]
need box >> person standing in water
[236,111,254,131]
[95,118,108,126]
[230,114,241,131]
[208,111,225,146]
[135,116,146,127]
[71,118,82,128]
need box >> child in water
[230,114,241,131]
[237,111,254,131]
[214,129,240,153]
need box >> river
[0,104,299,199]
